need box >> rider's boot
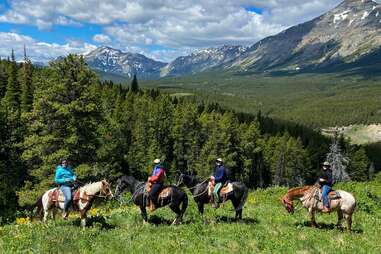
[322,206,331,213]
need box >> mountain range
[84,0,381,79]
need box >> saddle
[315,189,341,201]
[208,182,234,202]
[145,182,172,210]
[49,188,81,208]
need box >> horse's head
[176,173,194,187]
[115,175,136,198]
[281,195,294,214]
[100,180,114,199]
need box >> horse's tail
[31,194,44,221]
[235,183,248,212]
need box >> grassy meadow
[1,180,381,254]
[140,71,381,128]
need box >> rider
[148,158,166,210]
[54,158,77,219]
[319,161,334,213]
[210,158,228,208]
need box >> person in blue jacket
[210,158,228,208]
[55,158,77,219]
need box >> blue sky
[0,0,374,63]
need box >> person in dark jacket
[148,158,166,210]
[54,158,77,219]
[210,158,227,208]
[319,161,334,213]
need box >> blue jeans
[322,185,331,208]
[60,185,72,212]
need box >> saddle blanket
[208,182,234,197]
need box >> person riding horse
[148,158,166,210]
[210,158,228,208]
[319,161,334,213]
[54,158,77,219]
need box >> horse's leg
[336,209,344,230]
[197,202,204,215]
[344,213,352,233]
[140,206,148,224]
[309,208,317,227]
[169,203,182,225]
[51,207,57,221]
[80,209,87,228]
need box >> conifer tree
[22,55,102,185]
[20,46,33,113]
[326,138,350,182]
[130,74,139,93]
[3,50,20,111]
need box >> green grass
[1,181,381,253]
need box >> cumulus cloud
[0,32,96,63]
[93,34,111,44]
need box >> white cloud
[92,34,111,44]
[0,32,96,63]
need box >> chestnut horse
[35,180,113,227]
[281,185,356,232]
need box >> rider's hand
[210,176,215,180]
[73,176,77,181]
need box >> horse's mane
[287,185,315,196]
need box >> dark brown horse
[177,173,248,220]
[115,175,188,225]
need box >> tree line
[0,53,375,223]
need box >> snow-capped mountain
[160,45,247,77]
[85,0,381,79]
[84,46,167,79]
[227,0,381,72]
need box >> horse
[281,185,356,232]
[177,173,248,220]
[114,175,188,225]
[35,180,113,227]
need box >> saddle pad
[220,183,234,195]
[49,188,64,202]
[328,191,341,200]
[207,182,233,196]
[158,187,172,199]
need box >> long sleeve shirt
[214,165,227,183]
[55,165,76,186]
[319,170,333,187]
[150,165,165,184]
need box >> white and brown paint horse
[35,180,113,227]
[281,185,356,232]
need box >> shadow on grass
[72,215,115,230]
[295,221,363,234]
[215,215,259,225]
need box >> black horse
[177,173,248,220]
[115,175,188,225]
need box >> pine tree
[348,147,369,181]
[3,50,20,111]
[130,74,139,93]
[22,55,102,186]
[326,138,350,182]
[20,47,33,113]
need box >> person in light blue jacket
[55,158,76,219]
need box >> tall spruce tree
[326,138,350,182]
[22,55,102,189]
[3,50,20,111]
[130,74,139,93]
[20,47,33,113]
